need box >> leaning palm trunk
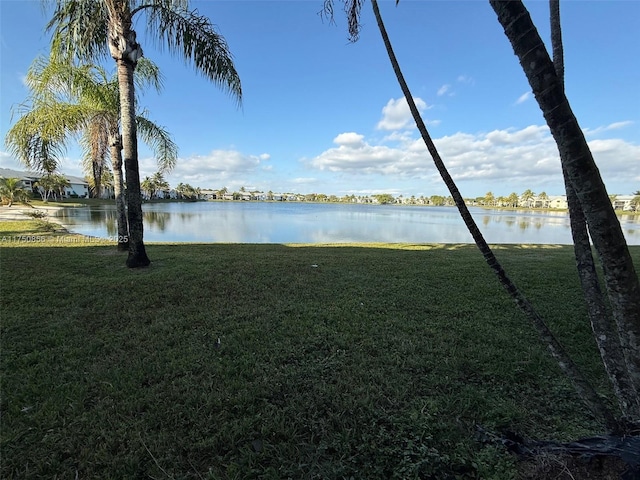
[491,0,640,426]
[109,131,128,251]
[549,0,639,420]
[370,0,619,431]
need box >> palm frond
[46,0,110,63]
[321,0,364,42]
[7,132,66,174]
[26,56,114,110]
[6,101,92,171]
[135,115,178,173]
[80,114,111,173]
[142,3,242,105]
[134,57,164,92]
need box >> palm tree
[548,0,637,421]
[484,191,495,207]
[332,0,618,430]
[140,176,155,200]
[520,189,535,207]
[175,182,186,199]
[6,56,177,251]
[46,0,242,267]
[490,0,640,429]
[0,178,30,207]
[149,172,169,198]
[537,191,549,207]
[184,184,197,200]
[87,167,114,198]
[35,175,57,202]
[176,183,196,200]
[52,174,71,199]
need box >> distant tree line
[126,176,640,211]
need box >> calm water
[53,202,640,245]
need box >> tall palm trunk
[491,1,640,425]
[108,6,149,268]
[370,0,619,431]
[109,130,128,251]
[550,0,639,420]
[116,57,149,267]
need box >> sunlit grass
[2,221,638,479]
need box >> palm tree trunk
[116,57,150,267]
[491,0,640,425]
[550,0,639,420]
[92,158,103,199]
[110,132,128,251]
[370,0,619,431]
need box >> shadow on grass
[2,239,638,479]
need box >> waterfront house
[612,195,635,211]
[547,196,568,209]
[0,167,89,198]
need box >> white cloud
[0,151,13,162]
[309,137,404,174]
[457,75,475,85]
[376,97,430,131]
[308,125,640,191]
[158,149,270,189]
[291,177,317,185]
[437,84,452,96]
[484,125,549,145]
[333,132,365,148]
[381,130,414,144]
[514,91,531,105]
[583,121,634,136]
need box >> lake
[52,202,640,245]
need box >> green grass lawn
[1,221,637,479]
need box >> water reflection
[145,211,170,231]
[53,203,640,245]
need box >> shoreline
[0,204,72,231]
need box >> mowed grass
[2,221,637,479]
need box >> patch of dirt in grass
[517,454,630,479]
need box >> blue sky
[1,0,638,198]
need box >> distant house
[199,189,217,200]
[0,168,38,193]
[253,192,267,201]
[0,167,89,198]
[612,195,635,211]
[156,189,178,200]
[547,196,568,209]
[530,198,546,208]
[65,174,90,198]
